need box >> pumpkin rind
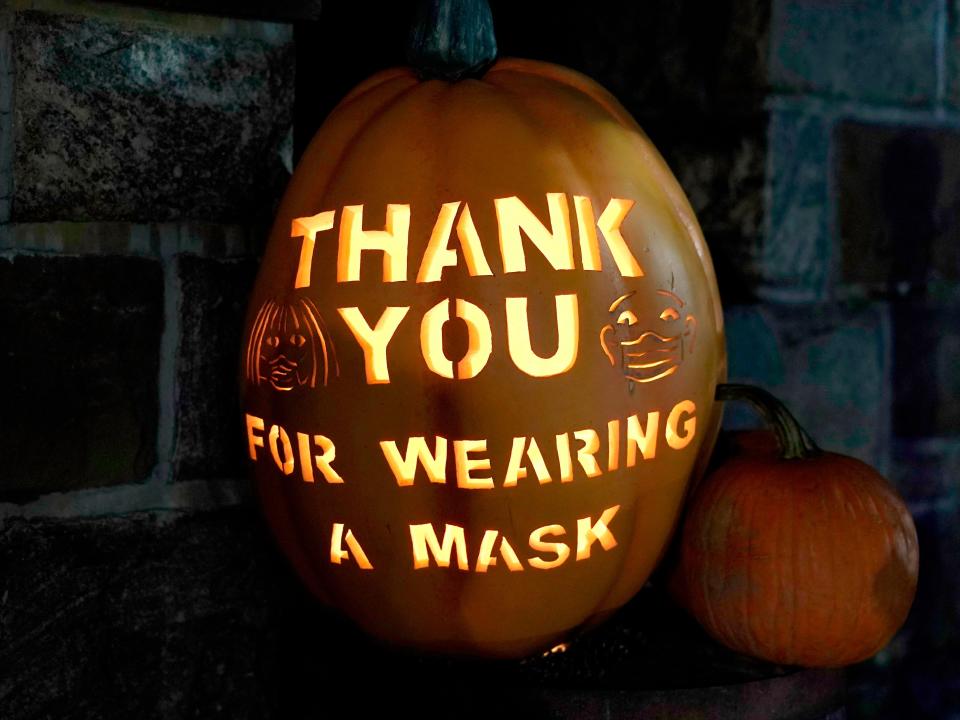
[677,451,919,667]
[242,59,726,658]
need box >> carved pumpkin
[241,1,725,658]
[672,385,919,667]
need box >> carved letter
[505,294,579,378]
[475,530,524,573]
[331,523,373,569]
[338,204,410,282]
[626,411,659,465]
[381,436,447,486]
[576,505,620,561]
[339,306,409,384]
[529,525,571,570]
[417,202,493,282]
[292,211,336,288]
[573,428,603,478]
[495,194,574,273]
[246,413,265,461]
[410,523,469,570]
[454,439,494,489]
[666,400,697,450]
[268,424,295,475]
[502,436,552,487]
[420,298,492,379]
[596,198,644,277]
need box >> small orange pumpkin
[673,384,919,667]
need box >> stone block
[723,304,787,391]
[848,646,960,720]
[837,121,960,295]
[0,220,262,257]
[0,254,162,501]
[174,255,259,482]
[771,0,939,105]
[892,437,960,504]
[946,0,960,108]
[723,302,892,470]
[491,0,769,119]
[0,507,280,719]
[762,108,833,301]
[7,3,293,222]
[0,14,12,224]
[891,296,960,437]
[888,436,960,658]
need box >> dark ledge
[287,584,846,719]
[0,506,846,719]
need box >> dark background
[1,0,957,717]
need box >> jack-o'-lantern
[241,0,726,658]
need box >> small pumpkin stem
[407,0,498,81]
[715,383,821,460]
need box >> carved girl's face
[260,305,313,391]
[245,298,337,392]
[600,289,697,384]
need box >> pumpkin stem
[407,0,498,81]
[715,383,821,460]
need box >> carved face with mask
[600,289,697,384]
[245,297,338,391]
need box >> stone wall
[0,3,296,715]
[761,3,960,716]
[1,1,956,718]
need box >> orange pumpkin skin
[676,451,919,667]
[242,58,726,658]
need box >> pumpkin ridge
[485,56,719,289]
[485,58,635,133]
[698,471,728,646]
[872,487,897,652]
[474,75,592,167]
[488,67,709,287]
[593,497,648,626]
[821,468,841,662]
[851,469,880,664]
[716,471,743,650]
[279,444,331,602]
[507,55,729,340]
[739,472,765,652]
[441,74,587,202]
[760,469,781,658]
[861,463,911,658]
[478,71,606,163]
[478,71,639,249]
[311,79,426,208]
[790,468,802,663]
[339,67,418,107]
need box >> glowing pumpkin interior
[241,57,726,658]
